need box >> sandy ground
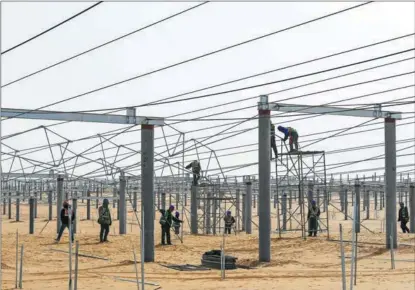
[0,198,414,290]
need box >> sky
[1,1,414,184]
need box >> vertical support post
[374,191,378,210]
[206,191,211,234]
[34,192,38,219]
[161,192,166,210]
[16,191,20,222]
[48,189,52,221]
[8,192,11,220]
[385,118,397,249]
[236,189,240,231]
[344,188,348,221]
[258,95,271,262]
[366,190,370,220]
[245,182,252,234]
[212,191,217,235]
[409,184,415,233]
[113,187,116,209]
[282,194,287,231]
[29,198,34,234]
[355,182,361,234]
[133,190,137,212]
[57,174,64,233]
[72,198,77,234]
[191,186,198,234]
[119,172,127,235]
[86,190,92,223]
[142,124,155,262]
[242,193,246,231]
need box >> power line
[1,1,103,55]
[2,2,208,87]
[0,1,372,122]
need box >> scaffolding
[274,147,329,240]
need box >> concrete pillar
[242,193,246,231]
[258,95,271,262]
[119,172,127,235]
[191,186,198,234]
[409,184,415,233]
[355,182,361,233]
[385,118,397,249]
[72,198,77,234]
[245,182,252,234]
[16,191,20,222]
[57,174,64,233]
[29,197,35,234]
[282,194,287,231]
[161,192,166,210]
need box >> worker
[55,200,75,243]
[307,200,320,237]
[98,198,112,243]
[159,205,182,245]
[223,210,236,235]
[277,125,299,152]
[270,121,278,160]
[173,211,181,235]
[185,160,201,186]
[398,202,410,233]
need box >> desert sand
[0,198,414,290]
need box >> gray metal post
[176,191,180,209]
[344,188,348,221]
[29,198,34,234]
[236,189,240,231]
[48,190,52,220]
[113,187,116,209]
[86,190,91,220]
[133,190,137,212]
[206,191,211,234]
[409,184,415,233]
[8,192,11,220]
[96,186,99,209]
[340,185,344,212]
[307,182,314,207]
[142,124,155,262]
[258,95,271,262]
[212,192,217,235]
[355,182,361,233]
[242,193,246,231]
[253,194,256,209]
[57,174,64,233]
[374,191,378,210]
[191,186,198,234]
[289,190,292,209]
[245,182,252,234]
[161,192,166,210]
[34,192,38,219]
[119,172,127,235]
[282,194,287,231]
[273,194,277,209]
[72,198,77,234]
[366,190,370,220]
[16,191,20,222]
[385,118,397,249]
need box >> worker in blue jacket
[277,126,299,152]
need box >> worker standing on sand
[307,200,320,237]
[98,199,112,243]
[223,211,236,235]
[185,160,201,186]
[159,205,182,245]
[398,202,410,233]
[270,121,278,160]
[277,125,299,152]
[55,200,75,243]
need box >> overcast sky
[1,1,414,183]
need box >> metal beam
[1,108,164,125]
[269,103,402,120]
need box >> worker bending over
[186,160,201,186]
[270,121,278,160]
[277,125,299,152]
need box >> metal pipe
[74,241,79,290]
[385,118,397,249]
[340,224,346,290]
